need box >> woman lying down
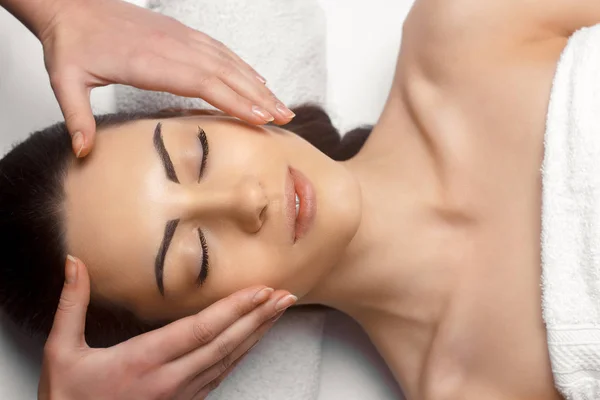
[2,0,600,398]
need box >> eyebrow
[153,122,179,183]
[155,219,179,296]
[153,122,179,296]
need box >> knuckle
[211,38,227,50]
[43,342,64,363]
[215,338,233,362]
[48,62,78,85]
[212,48,230,63]
[48,71,64,89]
[128,350,154,373]
[214,39,225,48]
[148,29,171,45]
[63,111,79,129]
[231,299,247,318]
[207,376,225,392]
[192,322,215,344]
[219,354,232,375]
[56,295,78,314]
[254,303,276,323]
[255,318,273,336]
[43,343,73,369]
[195,74,216,92]
[216,62,236,80]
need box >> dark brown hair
[0,105,371,347]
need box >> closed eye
[197,127,210,286]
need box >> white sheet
[0,0,410,398]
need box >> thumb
[47,255,91,349]
[52,77,96,158]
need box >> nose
[184,176,268,233]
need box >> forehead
[63,118,171,309]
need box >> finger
[207,55,295,125]
[187,31,267,85]
[219,45,267,85]
[126,286,275,364]
[46,256,91,350]
[179,354,245,400]
[50,73,96,158]
[124,56,274,125]
[193,77,277,125]
[166,291,295,383]
[177,310,285,400]
[187,39,266,88]
[183,41,294,124]
[186,44,294,125]
[168,40,291,124]
[187,353,245,399]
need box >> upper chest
[365,37,571,400]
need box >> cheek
[215,238,340,300]
[209,239,302,301]
[221,243,286,284]
[214,133,277,171]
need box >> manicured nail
[270,311,284,323]
[252,105,274,122]
[72,132,85,158]
[65,255,78,284]
[275,103,295,119]
[275,294,297,312]
[256,75,267,84]
[253,287,274,304]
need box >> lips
[285,167,316,243]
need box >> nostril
[237,177,268,232]
[259,203,268,222]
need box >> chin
[287,164,362,299]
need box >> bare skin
[304,1,599,399]
[62,1,600,398]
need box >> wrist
[2,0,73,39]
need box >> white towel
[115,0,327,112]
[541,24,600,400]
[115,1,328,399]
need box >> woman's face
[64,114,361,321]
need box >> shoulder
[404,0,600,45]
[395,0,570,105]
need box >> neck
[301,102,460,392]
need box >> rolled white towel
[115,0,327,112]
[115,1,328,399]
[541,23,600,400]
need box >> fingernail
[256,75,267,84]
[275,103,295,119]
[65,255,78,284]
[270,311,284,323]
[252,105,274,122]
[72,132,85,158]
[275,294,297,312]
[253,287,274,304]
